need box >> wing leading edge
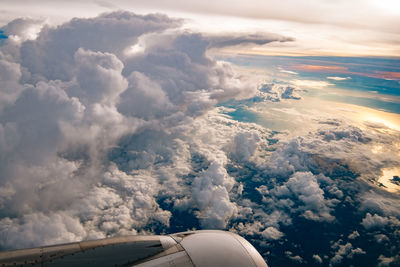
[0,230,268,267]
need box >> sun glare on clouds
[292,79,333,89]
[369,0,400,14]
[378,167,400,193]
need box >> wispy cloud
[292,79,333,88]
[327,76,351,81]
[279,67,298,75]
[292,64,400,81]
[291,64,348,72]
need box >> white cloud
[18,12,181,82]
[272,172,335,222]
[258,83,302,102]
[261,226,284,240]
[327,76,351,81]
[228,131,261,162]
[0,212,87,249]
[292,79,333,89]
[189,135,237,228]
[279,68,298,75]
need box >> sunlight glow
[365,116,400,131]
[378,167,400,193]
[292,79,333,89]
[370,0,400,14]
[126,43,145,55]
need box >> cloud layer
[0,11,399,267]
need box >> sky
[0,1,400,267]
[1,0,400,57]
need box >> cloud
[1,11,289,248]
[261,226,284,240]
[361,213,389,229]
[2,0,399,57]
[327,76,351,81]
[0,10,399,267]
[19,11,182,81]
[374,71,400,81]
[374,234,389,243]
[279,68,298,75]
[1,17,44,42]
[228,131,261,162]
[292,79,333,89]
[94,0,119,9]
[257,83,303,102]
[285,251,303,263]
[360,191,400,217]
[378,255,400,267]
[0,212,87,249]
[291,64,400,81]
[0,58,23,113]
[205,33,294,48]
[292,64,348,72]
[348,230,359,239]
[270,172,335,222]
[360,212,400,231]
[191,161,237,228]
[312,254,323,264]
[330,240,366,265]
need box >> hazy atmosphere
[0,1,399,266]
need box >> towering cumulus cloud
[0,11,399,267]
[0,11,288,248]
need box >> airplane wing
[0,230,268,267]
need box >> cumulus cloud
[378,255,400,267]
[20,12,181,81]
[360,191,400,217]
[1,18,44,42]
[0,10,295,248]
[228,131,261,162]
[330,240,366,265]
[348,230,360,239]
[261,226,284,240]
[270,172,335,222]
[361,213,389,229]
[374,234,389,243]
[0,212,87,249]
[191,161,237,228]
[285,251,303,263]
[0,57,23,112]
[257,83,303,102]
